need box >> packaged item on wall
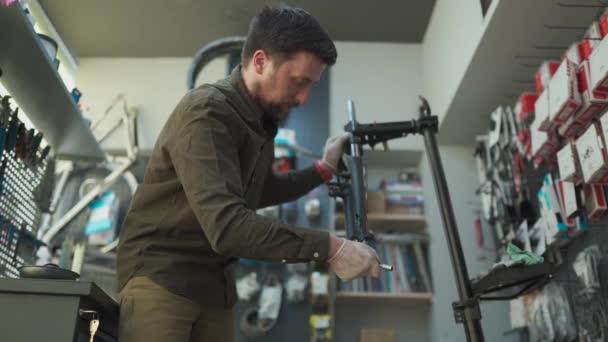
[528,283,577,342]
[579,21,602,62]
[84,191,119,246]
[576,61,608,124]
[531,117,552,159]
[561,179,579,218]
[572,245,608,341]
[563,42,582,65]
[557,143,582,184]
[515,92,538,125]
[537,174,565,237]
[555,179,576,227]
[488,107,503,148]
[598,111,608,159]
[574,245,602,289]
[583,183,607,220]
[548,59,581,125]
[576,123,608,183]
[518,127,532,157]
[535,60,560,93]
[515,220,531,252]
[575,210,590,234]
[601,10,608,37]
[588,37,608,96]
[535,88,552,131]
[558,114,585,139]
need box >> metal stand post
[332,97,485,342]
[418,98,484,342]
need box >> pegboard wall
[0,123,54,278]
[497,156,608,340]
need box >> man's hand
[320,133,351,174]
[327,235,380,282]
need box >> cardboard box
[601,10,608,37]
[537,174,565,237]
[563,42,582,65]
[535,61,560,93]
[584,183,607,220]
[588,37,608,95]
[518,127,532,157]
[579,22,602,62]
[576,61,608,125]
[535,88,552,131]
[561,180,579,219]
[557,143,582,183]
[558,114,585,139]
[515,92,538,125]
[548,59,581,124]
[576,122,608,183]
[555,179,576,227]
[367,191,385,213]
[531,117,554,159]
[360,328,396,342]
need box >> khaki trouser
[118,276,234,342]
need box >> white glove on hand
[321,133,351,174]
[328,238,381,282]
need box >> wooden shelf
[335,213,427,234]
[0,4,104,161]
[335,291,432,303]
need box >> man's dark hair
[241,5,337,67]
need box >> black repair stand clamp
[330,97,485,342]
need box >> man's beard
[252,84,298,122]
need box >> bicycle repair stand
[328,97,558,342]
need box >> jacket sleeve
[258,165,324,208]
[168,99,328,263]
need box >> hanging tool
[6,107,19,153]
[26,132,43,170]
[38,145,51,165]
[14,122,26,160]
[0,95,11,156]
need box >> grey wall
[329,41,425,151]
[420,145,516,342]
[75,57,227,151]
[421,0,485,125]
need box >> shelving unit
[334,213,427,234]
[0,4,104,162]
[335,291,433,303]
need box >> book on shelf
[336,241,432,295]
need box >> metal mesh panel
[0,142,52,278]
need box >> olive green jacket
[117,66,329,307]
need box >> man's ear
[252,50,268,75]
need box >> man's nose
[295,88,310,106]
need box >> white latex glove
[321,133,351,174]
[328,237,381,282]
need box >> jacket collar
[230,64,278,138]
[230,64,265,124]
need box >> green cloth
[507,243,544,265]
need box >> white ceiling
[39,0,436,58]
